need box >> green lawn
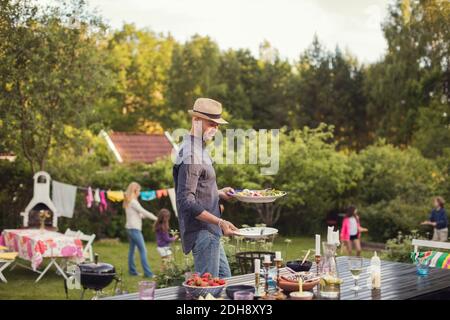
[0,236,375,300]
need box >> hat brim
[188,110,228,124]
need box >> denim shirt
[173,135,222,254]
[429,207,448,230]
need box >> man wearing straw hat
[173,98,237,278]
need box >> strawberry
[213,277,220,283]
[208,280,215,286]
[200,281,208,287]
[202,272,212,279]
[218,279,226,285]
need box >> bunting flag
[51,179,177,217]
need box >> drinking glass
[348,257,363,291]
[416,259,430,276]
[138,281,156,300]
[234,291,254,300]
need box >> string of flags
[51,180,178,218]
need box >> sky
[47,0,393,63]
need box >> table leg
[54,259,68,281]
[35,259,56,283]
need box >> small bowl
[278,275,320,292]
[286,260,312,272]
[225,285,256,299]
[290,291,314,300]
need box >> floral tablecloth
[1,229,84,270]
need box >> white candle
[275,251,281,260]
[315,234,320,256]
[264,255,271,264]
[254,259,260,273]
[333,230,340,244]
[327,226,334,244]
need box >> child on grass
[340,206,368,256]
[154,209,178,268]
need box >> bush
[384,231,427,263]
[354,141,442,242]
[362,198,430,242]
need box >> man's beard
[203,128,217,141]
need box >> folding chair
[0,249,18,283]
[64,228,81,238]
[77,231,96,262]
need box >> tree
[365,0,450,146]
[0,0,109,172]
[93,24,175,133]
[165,35,222,129]
[293,36,369,149]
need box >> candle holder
[274,259,282,291]
[315,255,321,276]
[262,261,271,296]
[254,272,260,296]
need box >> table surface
[101,256,450,300]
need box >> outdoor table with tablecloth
[1,229,84,282]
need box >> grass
[0,236,376,300]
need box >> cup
[416,260,430,276]
[234,291,254,300]
[138,281,156,300]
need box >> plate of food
[234,227,278,239]
[229,189,287,203]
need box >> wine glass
[348,257,363,291]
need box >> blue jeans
[192,230,231,278]
[127,229,153,277]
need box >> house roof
[105,131,173,164]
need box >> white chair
[412,239,450,253]
[0,250,18,283]
[64,228,81,238]
[77,231,96,262]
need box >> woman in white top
[123,182,157,277]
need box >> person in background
[154,208,178,269]
[421,197,448,242]
[123,182,157,277]
[340,206,368,256]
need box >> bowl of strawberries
[183,272,227,298]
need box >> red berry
[200,281,208,287]
[218,279,225,285]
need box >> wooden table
[101,256,450,300]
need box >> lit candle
[298,276,303,294]
[264,255,271,264]
[254,259,260,273]
[275,251,281,260]
[315,234,320,256]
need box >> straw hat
[188,98,228,124]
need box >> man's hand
[220,219,239,236]
[219,187,235,201]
